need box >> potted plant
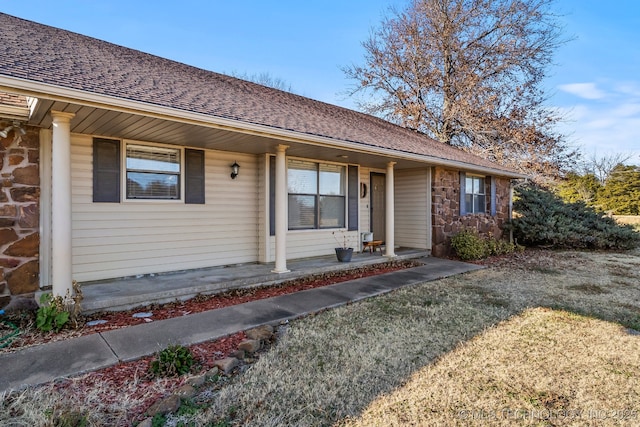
[333,230,354,262]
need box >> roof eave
[0,75,526,179]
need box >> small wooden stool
[362,240,383,254]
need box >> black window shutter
[459,172,467,215]
[185,149,205,204]
[269,156,276,236]
[347,165,359,231]
[93,138,121,203]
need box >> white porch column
[50,111,75,296]
[272,144,290,273]
[385,161,396,257]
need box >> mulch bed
[1,260,420,353]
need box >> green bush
[149,344,194,377]
[36,293,70,333]
[451,229,521,261]
[512,184,640,250]
[451,230,488,260]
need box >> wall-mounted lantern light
[0,121,26,144]
[230,161,240,179]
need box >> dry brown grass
[2,249,640,426]
[185,249,640,426]
[339,308,640,427]
[613,215,640,226]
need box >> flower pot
[335,247,353,262]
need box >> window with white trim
[125,144,181,200]
[287,159,346,229]
[465,175,486,214]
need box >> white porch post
[50,111,75,296]
[385,161,396,257]
[272,144,290,273]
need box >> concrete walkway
[0,257,481,393]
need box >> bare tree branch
[344,0,573,179]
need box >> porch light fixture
[230,161,240,179]
[0,121,26,144]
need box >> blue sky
[2,0,639,165]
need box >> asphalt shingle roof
[0,13,517,174]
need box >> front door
[370,172,386,243]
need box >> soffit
[30,99,430,170]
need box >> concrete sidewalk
[0,257,481,393]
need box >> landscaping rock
[137,418,153,427]
[2,295,38,312]
[187,374,206,387]
[0,295,10,309]
[246,324,274,341]
[205,367,220,380]
[213,357,239,374]
[238,339,261,353]
[146,394,181,417]
[174,384,197,399]
[230,349,245,360]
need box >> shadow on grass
[185,250,640,427]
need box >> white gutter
[0,75,527,178]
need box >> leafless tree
[344,0,574,177]
[581,152,634,184]
[229,71,294,93]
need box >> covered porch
[32,99,434,298]
[81,247,429,313]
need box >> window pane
[465,177,473,195]
[474,194,486,213]
[319,196,345,228]
[288,160,317,194]
[288,195,316,229]
[127,144,180,173]
[319,163,345,195]
[475,177,485,194]
[465,194,473,212]
[127,172,180,199]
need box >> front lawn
[2,249,639,426]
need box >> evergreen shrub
[512,184,640,250]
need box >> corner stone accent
[431,166,511,257]
[5,232,39,257]
[0,121,41,309]
[6,260,39,295]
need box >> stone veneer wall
[431,166,511,257]
[0,120,40,309]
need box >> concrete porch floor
[81,248,430,313]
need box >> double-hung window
[465,175,486,214]
[93,138,205,204]
[287,160,346,229]
[125,144,181,200]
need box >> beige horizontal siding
[266,229,360,262]
[395,168,430,249]
[71,135,259,282]
[359,167,371,250]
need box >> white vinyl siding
[395,168,431,250]
[71,134,259,282]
